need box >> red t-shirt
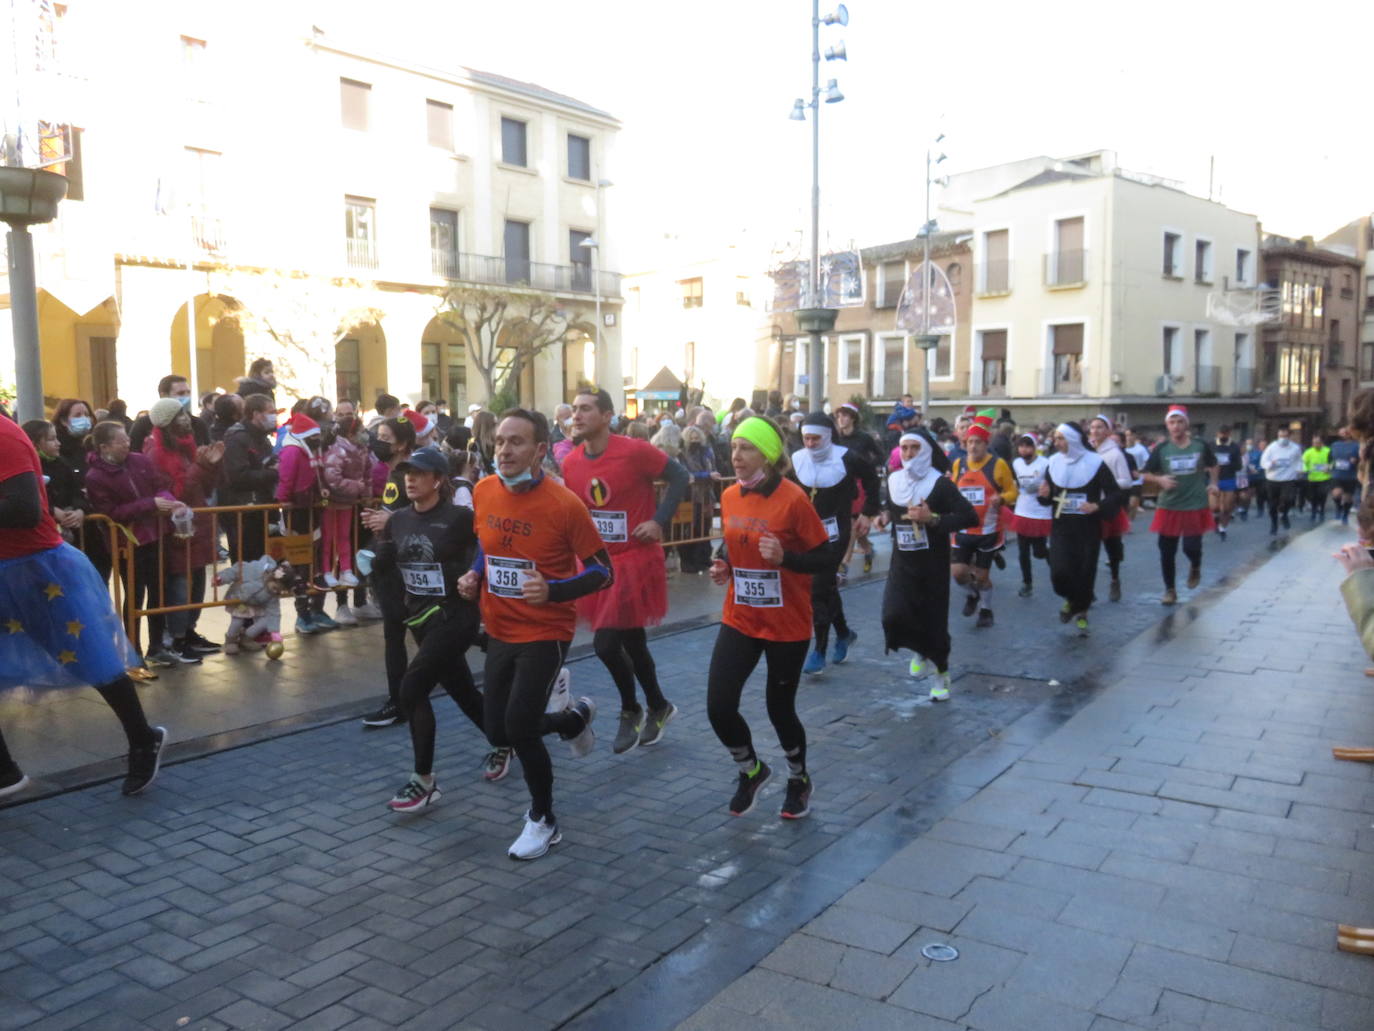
[0,415,63,559]
[720,477,828,642]
[474,473,605,643]
[560,435,669,555]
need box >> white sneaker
[566,697,597,758]
[508,811,561,860]
[322,572,340,588]
[334,604,359,626]
[353,600,383,620]
[929,672,951,702]
[338,570,360,588]
[545,666,571,715]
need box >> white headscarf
[791,424,848,488]
[1091,423,1133,488]
[1048,422,1104,490]
[888,431,943,507]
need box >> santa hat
[967,413,995,442]
[1165,404,1189,422]
[400,409,431,439]
[288,412,320,439]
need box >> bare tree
[437,286,591,405]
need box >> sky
[315,0,1374,267]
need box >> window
[503,219,531,283]
[1194,238,1213,283]
[793,336,828,396]
[980,229,1010,293]
[979,330,1007,395]
[1366,275,1374,309]
[874,334,907,397]
[421,341,467,411]
[344,196,376,268]
[1195,328,1217,393]
[182,146,220,210]
[680,277,703,309]
[181,35,207,100]
[1329,320,1342,367]
[336,338,361,403]
[39,124,83,201]
[1163,231,1182,277]
[1234,331,1254,393]
[1163,326,1181,375]
[570,230,593,291]
[430,208,458,278]
[501,117,527,167]
[1363,342,1374,383]
[340,78,370,131]
[878,260,906,307]
[1235,248,1252,286]
[1050,323,1083,392]
[1048,217,1085,285]
[838,334,865,383]
[736,279,751,306]
[426,100,454,150]
[567,133,591,181]
[1313,284,1324,322]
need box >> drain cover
[922,943,959,962]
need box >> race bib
[1060,492,1088,515]
[399,562,445,596]
[1217,453,1230,465]
[590,509,628,543]
[486,556,535,599]
[1017,475,1040,491]
[1273,456,1292,470]
[960,486,986,506]
[1315,463,1330,473]
[896,523,929,551]
[1335,458,1353,472]
[822,515,840,543]
[1168,454,1199,475]
[733,568,782,607]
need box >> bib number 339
[486,556,535,599]
[733,568,782,607]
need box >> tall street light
[579,177,613,394]
[0,167,67,421]
[914,139,947,416]
[790,2,848,412]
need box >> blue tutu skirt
[0,542,139,691]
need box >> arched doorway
[335,317,387,405]
[169,294,246,397]
[419,315,468,410]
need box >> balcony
[1234,365,1257,395]
[1044,249,1087,288]
[431,248,461,279]
[191,214,225,253]
[1195,364,1220,396]
[346,237,377,271]
[434,251,621,298]
[976,260,1013,296]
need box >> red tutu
[1150,507,1216,536]
[1006,512,1051,538]
[1099,507,1132,539]
[577,544,668,630]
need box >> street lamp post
[580,178,613,394]
[913,139,946,417]
[0,167,67,421]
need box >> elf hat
[1165,404,1189,422]
[967,413,995,441]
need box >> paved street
[1,513,1372,1030]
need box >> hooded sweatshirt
[1260,436,1304,482]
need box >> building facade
[2,2,622,415]
[1319,215,1374,401]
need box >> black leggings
[400,608,485,777]
[1157,534,1202,590]
[810,565,850,653]
[95,674,159,750]
[706,624,809,777]
[593,628,667,711]
[1306,481,1329,519]
[1267,481,1297,530]
[483,638,581,823]
[1103,536,1124,581]
[1017,535,1047,584]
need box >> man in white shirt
[1260,426,1304,535]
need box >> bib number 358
[486,556,535,599]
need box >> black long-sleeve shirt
[373,499,478,624]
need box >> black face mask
[336,416,357,437]
[371,440,393,462]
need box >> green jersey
[1144,438,1216,511]
[1302,446,1332,483]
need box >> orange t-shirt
[474,474,606,643]
[720,477,828,642]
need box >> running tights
[483,638,580,823]
[1157,534,1202,590]
[383,618,408,707]
[706,624,809,777]
[400,609,485,777]
[1267,482,1297,532]
[1017,536,1047,585]
[593,628,667,712]
[811,566,851,653]
[1103,536,1124,582]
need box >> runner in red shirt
[708,417,831,820]
[0,414,166,798]
[563,389,691,754]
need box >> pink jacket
[321,435,374,506]
[274,439,322,506]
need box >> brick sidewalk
[674,522,1374,1031]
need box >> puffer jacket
[84,451,174,546]
[321,434,374,507]
[275,437,323,507]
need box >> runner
[949,413,1018,628]
[1208,426,1242,540]
[1330,427,1361,526]
[1260,427,1304,536]
[791,412,880,675]
[707,416,830,819]
[1007,432,1051,598]
[457,409,610,861]
[1088,415,1133,601]
[833,403,883,577]
[562,388,689,754]
[1037,422,1125,634]
[1124,428,1150,520]
[1141,405,1219,605]
[373,447,490,811]
[1244,437,1267,521]
[876,430,977,701]
[1302,433,1332,523]
[0,414,167,797]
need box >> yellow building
[1,3,623,415]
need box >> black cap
[396,446,448,475]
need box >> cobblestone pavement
[2,513,1365,1030]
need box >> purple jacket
[84,451,175,546]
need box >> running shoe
[362,700,402,727]
[508,811,561,861]
[1109,579,1122,603]
[1218,526,1227,541]
[638,702,677,747]
[992,552,1006,570]
[612,708,644,755]
[482,747,512,782]
[167,641,204,665]
[312,612,341,631]
[1075,616,1089,636]
[388,774,440,812]
[333,604,359,626]
[729,760,771,816]
[962,592,979,618]
[909,655,925,678]
[1018,582,1033,598]
[122,726,167,796]
[802,650,826,676]
[780,774,812,820]
[545,666,572,714]
[354,600,384,620]
[836,563,848,585]
[564,697,597,758]
[183,631,222,654]
[1186,566,1201,590]
[976,608,994,629]
[144,648,177,669]
[1058,602,1073,624]
[863,551,874,574]
[294,617,317,636]
[338,570,360,588]
[0,764,30,799]
[312,574,332,591]
[1161,589,1177,606]
[929,672,951,703]
[830,630,857,665]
